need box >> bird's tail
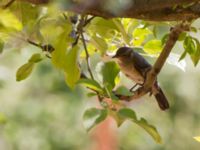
[154,88,169,110]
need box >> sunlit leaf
[51,32,68,69]
[77,79,103,93]
[28,53,43,63]
[16,62,34,81]
[88,17,118,38]
[90,35,108,55]
[113,19,131,44]
[83,108,107,131]
[133,28,152,46]
[64,46,80,89]
[194,136,200,142]
[0,9,22,31]
[118,108,162,143]
[144,39,163,54]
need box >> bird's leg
[129,83,143,92]
[129,84,139,92]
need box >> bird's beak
[112,55,117,58]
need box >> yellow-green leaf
[64,46,80,89]
[28,53,43,63]
[133,28,152,46]
[101,62,120,89]
[0,113,7,125]
[0,9,22,31]
[51,31,68,69]
[113,19,131,44]
[16,62,34,81]
[144,39,163,54]
[118,108,162,143]
[90,35,108,55]
[77,79,103,93]
[83,108,107,131]
[194,136,200,142]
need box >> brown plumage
[113,47,169,110]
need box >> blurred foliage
[0,0,200,149]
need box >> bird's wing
[132,51,152,76]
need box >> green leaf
[90,35,108,54]
[190,38,200,66]
[77,79,103,93]
[115,86,133,96]
[104,86,119,101]
[183,36,200,66]
[101,62,120,89]
[178,32,187,41]
[113,19,131,44]
[109,110,125,127]
[88,17,118,38]
[16,62,34,81]
[194,136,200,142]
[51,32,69,69]
[118,108,137,120]
[133,28,152,46]
[161,34,169,45]
[136,118,162,144]
[118,108,162,143]
[179,50,187,61]
[0,39,4,53]
[64,46,80,89]
[183,36,195,54]
[83,108,108,131]
[28,53,43,63]
[0,9,22,31]
[144,39,163,54]
[87,92,97,97]
[0,113,7,125]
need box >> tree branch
[126,22,190,101]
[2,0,15,9]
[3,0,200,21]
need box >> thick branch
[1,0,198,21]
[127,23,190,101]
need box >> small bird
[113,47,169,110]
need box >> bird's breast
[118,61,144,84]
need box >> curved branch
[19,0,200,21]
[127,22,190,101]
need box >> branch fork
[123,22,190,101]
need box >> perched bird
[113,47,169,110]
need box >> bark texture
[23,0,200,21]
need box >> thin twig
[2,0,15,9]
[80,32,94,80]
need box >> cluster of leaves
[1,1,200,143]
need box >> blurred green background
[0,44,200,150]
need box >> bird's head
[112,47,133,59]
